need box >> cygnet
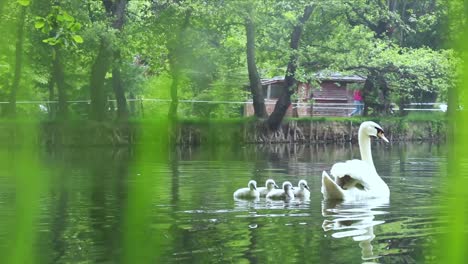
[233,180,260,200]
[293,179,310,200]
[257,179,279,197]
[266,181,295,200]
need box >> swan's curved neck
[358,127,375,169]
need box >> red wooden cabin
[244,73,366,117]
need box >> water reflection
[233,197,260,204]
[322,198,389,263]
[233,197,310,211]
[0,141,447,263]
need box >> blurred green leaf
[43,38,58,46]
[70,22,82,32]
[62,11,74,22]
[17,0,30,6]
[72,35,83,44]
[34,20,45,29]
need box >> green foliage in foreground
[0,122,47,263]
[439,1,468,263]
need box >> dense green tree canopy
[0,0,461,120]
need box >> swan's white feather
[322,171,345,200]
[266,189,291,200]
[233,180,260,200]
[257,187,270,197]
[330,160,376,189]
[293,180,310,199]
[257,179,278,197]
[321,121,390,201]
[322,160,389,200]
[266,181,294,200]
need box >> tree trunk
[447,84,458,119]
[168,64,179,120]
[398,0,408,46]
[129,92,136,115]
[4,6,26,118]
[107,0,129,121]
[378,76,393,115]
[48,71,56,119]
[90,38,112,121]
[397,90,409,116]
[362,71,393,116]
[54,48,68,120]
[168,10,191,120]
[245,15,267,118]
[346,2,393,39]
[112,50,129,120]
[362,76,373,116]
[266,5,315,130]
[292,98,299,117]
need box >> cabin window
[262,85,269,99]
[261,83,283,99]
[269,83,283,99]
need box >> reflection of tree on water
[322,198,389,262]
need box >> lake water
[0,142,447,263]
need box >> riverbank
[174,116,446,145]
[0,116,446,146]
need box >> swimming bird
[321,121,390,201]
[257,179,279,197]
[266,181,295,200]
[294,179,310,200]
[233,180,260,200]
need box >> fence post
[140,98,144,118]
[348,120,353,141]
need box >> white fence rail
[0,99,448,115]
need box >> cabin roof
[261,73,366,85]
[260,76,285,85]
[316,72,366,82]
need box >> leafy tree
[34,4,83,119]
[0,0,456,122]
[243,2,267,118]
[2,0,29,117]
[267,4,315,130]
[98,0,129,121]
[296,0,455,116]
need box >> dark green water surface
[0,142,447,263]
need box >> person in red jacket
[349,89,363,116]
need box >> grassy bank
[0,115,446,146]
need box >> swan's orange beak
[377,131,389,143]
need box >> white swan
[257,179,279,197]
[293,179,310,200]
[233,180,260,200]
[266,181,295,200]
[321,121,390,201]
